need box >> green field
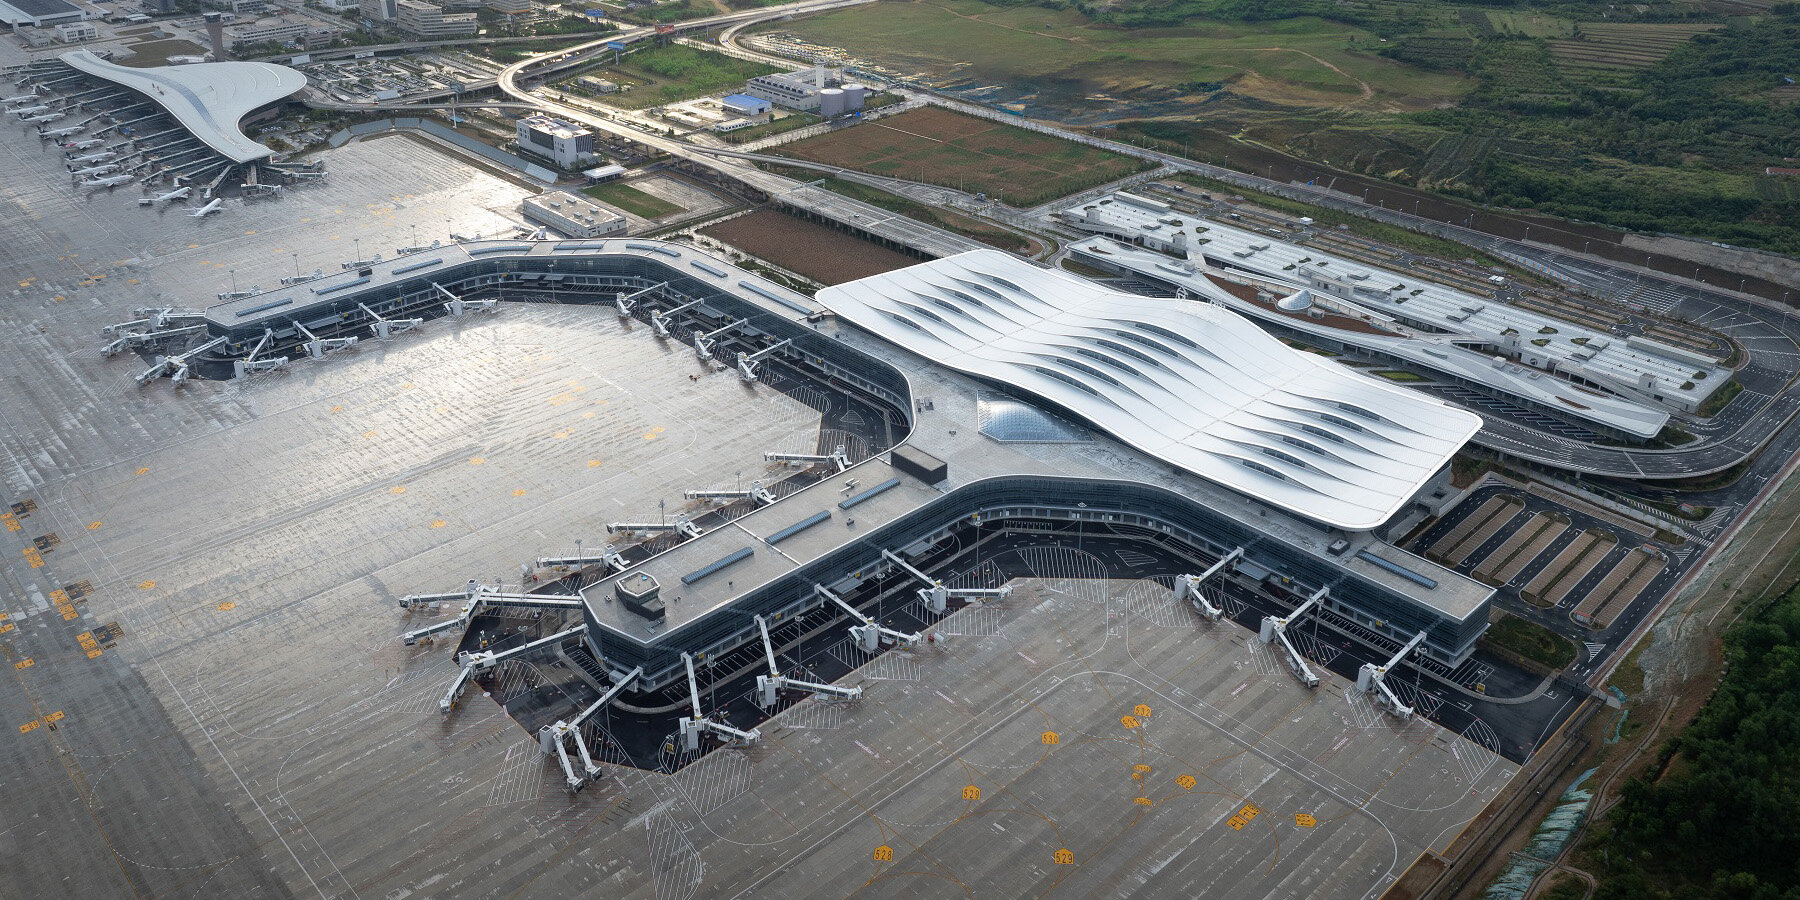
[596,44,778,109]
[582,181,684,218]
[774,106,1151,207]
[763,1,1469,115]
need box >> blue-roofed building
[721,93,771,117]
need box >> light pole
[229,268,236,293]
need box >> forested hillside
[1584,583,1800,899]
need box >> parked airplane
[69,163,119,178]
[40,124,82,138]
[11,104,49,116]
[189,197,223,217]
[137,186,190,206]
[63,138,104,150]
[2,94,39,105]
[82,174,134,189]
[67,152,114,166]
[20,112,65,125]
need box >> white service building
[54,19,96,41]
[523,191,627,238]
[515,113,596,168]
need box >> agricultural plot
[773,107,1150,207]
[760,0,1469,117]
[1549,23,1720,86]
[700,210,920,285]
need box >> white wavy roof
[60,51,306,164]
[818,251,1484,531]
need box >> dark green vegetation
[1540,873,1589,900]
[621,0,714,23]
[475,7,613,36]
[1481,614,1575,669]
[1126,5,1800,254]
[1696,378,1744,418]
[1583,580,1800,899]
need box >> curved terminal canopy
[818,251,1484,531]
[59,50,306,164]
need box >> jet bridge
[765,444,850,474]
[539,666,642,791]
[693,319,743,361]
[231,329,288,377]
[435,282,499,317]
[651,299,701,337]
[1174,547,1243,621]
[818,584,923,653]
[535,544,629,574]
[440,623,587,713]
[1356,632,1429,720]
[613,282,667,316]
[282,269,326,287]
[294,321,358,360]
[605,514,702,539]
[359,302,423,340]
[880,549,1011,614]
[101,306,209,357]
[136,335,226,387]
[754,614,862,709]
[735,338,792,382]
[1259,586,1329,688]
[399,582,584,646]
[677,652,761,751]
[684,480,775,506]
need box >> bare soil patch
[701,210,920,285]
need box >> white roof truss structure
[59,51,306,164]
[819,251,1484,531]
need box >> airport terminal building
[171,241,1497,701]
